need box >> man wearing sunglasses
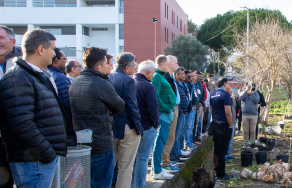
[48,48,73,122]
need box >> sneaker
[242,145,246,150]
[170,161,177,166]
[255,140,258,144]
[193,141,201,145]
[225,156,230,162]
[226,155,235,160]
[153,170,174,180]
[179,155,188,161]
[181,150,191,156]
[218,174,234,180]
[187,145,198,151]
[170,157,185,164]
[162,165,180,172]
[237,130,240,134]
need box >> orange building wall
[124,0,188,63]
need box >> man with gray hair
[66,59,83,82]
[109,52,143,188]
[0,29,76,187]
[0,25,22,188]
[131,60,159,188]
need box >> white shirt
[25,62,58,94]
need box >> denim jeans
[152,112,173,174]
[91,150,115,188]
[226,124,236,156]
[170,113,186,159]
[185,109,196,147]
[131,127,157,188]
[9,157,57,188]
[197,110,203,137]
[180,113,189,150]
[207,107,211,129]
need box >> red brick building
[124,0,188,62]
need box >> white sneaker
[181,150,191,156]
[255,140,258,143]
[153,170,174,180]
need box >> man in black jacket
[0,29,76,187]
[69,47,125,188]
[0,25,22,188]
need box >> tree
[188,19,198,36]
[234,18,289,123]
[206,62,225,76]
[164,35,209,71]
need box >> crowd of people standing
[0,25,266,188]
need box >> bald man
[66,59,84,82]
[161,55,187,167]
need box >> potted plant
[260,124,268,143]
[267,125,276,151]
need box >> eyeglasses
[73,65,82,68]
[60,57,67,60]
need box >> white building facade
[0,0,125,62]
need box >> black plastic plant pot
[255,151,267,164]
[267,139,275,151]
[241,151,253,167]
[258,145,264,151]
[279,124,284,130]
[249,144,257,148]
[277,154,289,163]
[260,137,268,143]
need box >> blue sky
[176,0,292,25]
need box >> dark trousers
[202,110,209,133]
[212,122,232,178]
[237,117,242,131]
[0,138,14,188]
[192,111,198,142]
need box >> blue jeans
[9,157,57,188]
[197,110,203,137]
[207,107,211,129]
[170,113,186,159]
[226,124,236,156]
[131,127,157,188]
[180,113,189,150]
[185,109,196,147]
[91,150,115,188]
[152,112,173,174]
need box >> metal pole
[218,52,220,77]
[154,22,156,60]
[246,8,249,82]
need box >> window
[4,0,26,7]
[164,27,166,42]
[0,0,4,6]
[177,16,178,28]
[173,12,175,25]
[167,5,168,19]
[83,26,89,36]
[40,26,76,35]
[167,28,168,43]
[180,20,182,32]
[9,26,27,35]
[92,28,108,31]
[165,3,166,18]
[119,0,124,13]
[60,47,76,56]
[86,0,114,7]
[119,24,124,39]
[119,46,124,53]
[172,10,173,24]
[33,0,76,7]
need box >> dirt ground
[206,115,292,188]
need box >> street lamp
[152,18,158,60]
[240,6,249,81]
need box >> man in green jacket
[151,55,176,180]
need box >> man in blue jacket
[109,52,143,188]
[48,48,72,121]
[131,60,159,188]
[170,67,189,162]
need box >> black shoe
[218,174,234,180]
[148,159,151,166]
[170,158,185,164]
